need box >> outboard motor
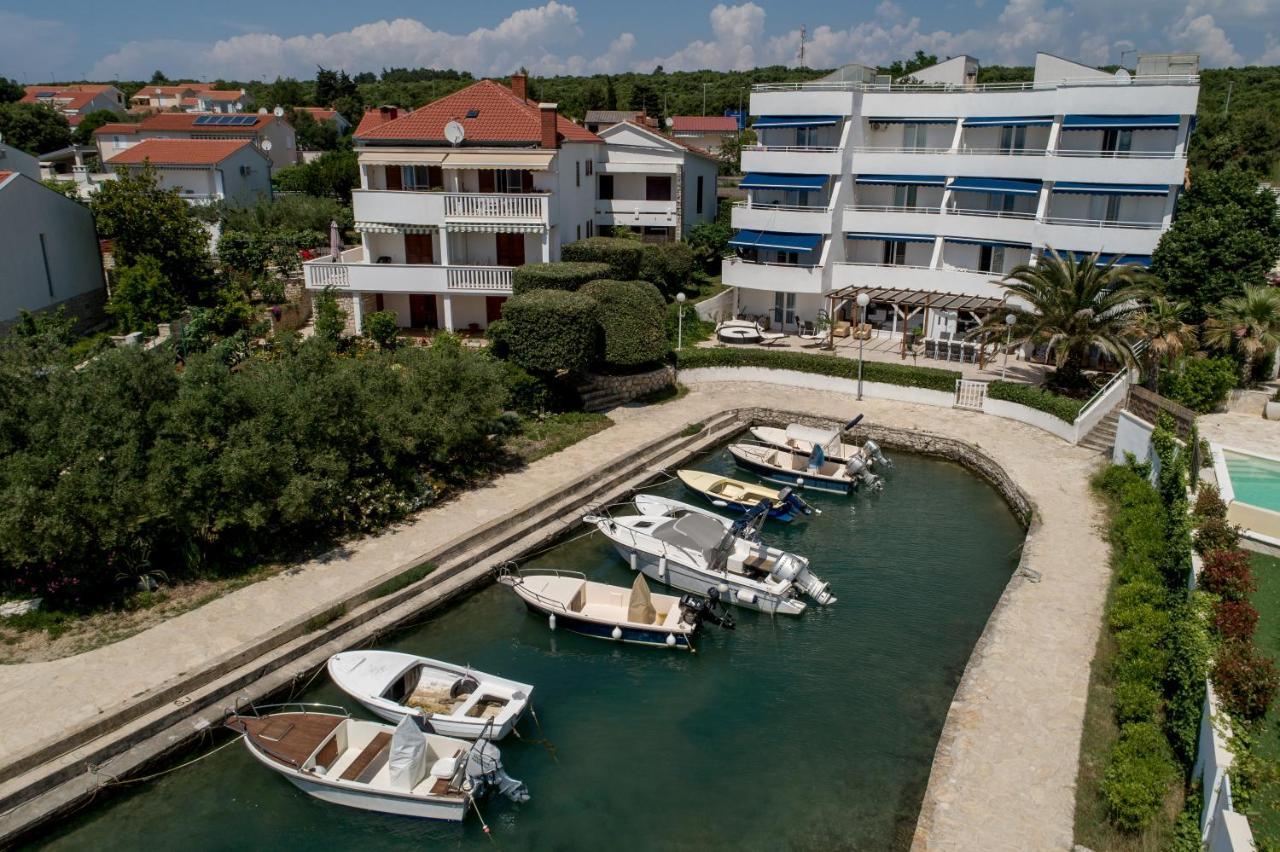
[846,456,882,491]
[769,555,837,605]
[466,740,530,803]
[863,439,893,469]
[680,591,735,630]
[776,486,818,517]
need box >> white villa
[726,52,1200,338]
[303,75,717,335]
[105,139,272,207]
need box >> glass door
[773,292,796,328]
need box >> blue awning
[865,116,957,124]
[753,115,841,128]
[740,173,827,191]
[945,237,1033,248]
[854,174,947,186]
[845,233,935,244]
[949,177,1042,196]
[1056,250,1153,267]
[1061,114,1180,130]
[962,115,1053,127]
[1051,182,1169,196]
[730,229,823,252]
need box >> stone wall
[331,292,377,336]
[580,365,676,410]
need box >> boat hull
[611,544,806,616]
[729,451,852,494]
[358,704,522,740]
[749,426,856,465]
[521,601,693,650]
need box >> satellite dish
[258,107,268,115]
[444,120,466,145]
[1114,68,1131,83]
[261,139,273,151]
[273,106,284,117]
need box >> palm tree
[968,250,1153,394]
[1125,294,1196,390]
[1203,285,1280,385]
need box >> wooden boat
[497,568,732,651]
[750,417,892,475]
[676,469,817,522]
[225,705,529,821]
[728,441,869,494]
[327,651,532,740]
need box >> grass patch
[506,412,613,465]
[1248,552,1280,844]
[675,346,961,392]
[632,382,688,406]
[369,563,435,599]
[988,380,1085,423]
[679,421,704,437]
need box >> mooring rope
[88,732,244,788]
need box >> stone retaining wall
[584,365,676,403]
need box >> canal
[36,439,1025,851]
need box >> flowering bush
[1212,641,1280,720]
[1198,549,1257,601]
[1212,599,1260,643]
[1193,484,1228,520]
[1193,516,1242,556]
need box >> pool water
[1225,451,1280,513]
[35,441,1025,852]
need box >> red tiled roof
[670,116,738,133]
[0,171,13,185]
[356,80,599,144]
[94,123,142,136]
[106,138,254,166]
[136,112,273,132]
[20,86,110,113]
[297,107,339,122]
[202,90,248,101]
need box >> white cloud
[640,3,767,71]
[1257,34,1280,64]
[1167,6,1243,65]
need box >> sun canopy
[962,115,1053,127]
[1051,182,1169,196]
[1055,250,1153,267]
[845,232,934,243]
[948,177,1041,196]
[854,174,947,186]
[945,237,1032,248]
[653,513,729,566]
[753,115,840,128]
[1061,114,1180,130]
[729,229,823,252]
[866,116,956,124]
[740,172,827,191]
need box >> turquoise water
[1225,451,1280,512]
[35,441,1024,851]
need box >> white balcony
[831,262,1008,300]
[749,89,855,118]
[595,198,679,229]
[722,256,826,294]
[304,249,513,295]
[733,202,834,234]
[1038,217,1164,256]
[352,189,550,229]
[352,189,443,227]
[443,193,549,226]
[741,146,842,175]
[843,206,1039,246]
[848,147,1185,185]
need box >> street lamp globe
[676,292,687,304]
[857,293,870,308]
[1005,313,1016,326]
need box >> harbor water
[36,439,1025,851]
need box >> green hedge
[1159,356,1237,414]
[987,381,1085,423]
[561,237,643,280]
[511,261,613,296]
[674,346,960,392]
[1101,721,1180,832]
[501,290,599,375]
[639,242,695,297]
[578,279,667,369]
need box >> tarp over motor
[388,714,427,791]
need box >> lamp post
[676,292,687,351]
[1001,313,1016,380]
[856,292,870,400]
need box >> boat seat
[339,732,392,783]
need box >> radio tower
[797,25,807,68]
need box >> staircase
[577,377,628,412]
[1078,408,1120,454]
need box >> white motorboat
[226,705,529,821]
[750,416,892,475]
[729,441,875,494]
[497,568,733,650]
[583,494,836,615]
[327,652,532,740]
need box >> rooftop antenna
[797,25,807,69]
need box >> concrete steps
[1078,409,1120,454]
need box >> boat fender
[611,626,623,640]
[629,552,638,572]
[658,557,667,581]
[548,614,556,631]
[666,634,676,647]
[736,589,757,605]
[716,582,729,595]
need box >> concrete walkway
[1198,410,1280,457]
[0,383,1108,850]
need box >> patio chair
[949,340,965,362]
[923,338,937,359]
[757,323,787,346]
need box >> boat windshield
[652,513,730,565]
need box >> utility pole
[1224,81,1233,117]
[797,25,807,69]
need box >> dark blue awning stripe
[1051,182,1169,196]
[1061,114,1180,130]
[1054,250,1153,267]
[865,116,957,124]
[740,172,827,190]
[949,177,1042,196]
[854,174,947,186]
[963,115,1053,127]
[845,232,935,244]
[753,115,840,128]
[730,229,823,251]
[945,237,1033,248]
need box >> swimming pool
[1213,445,1280,543]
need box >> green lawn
[1248,552,1280,843]
[505,412,613,465]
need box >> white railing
[596,199,677,216]
[443,193,547,221]
[734,201,833,213]
[1072,367,1135,441]
[1042,216,1164,230]
[954,379,988,410]
[743,144,840,153]
[724,257,822,270]
[849,145,1179,159]
[446,266,513,292]
[849,145,952,155]
[846,204,942,215]
[953,147,1049,157]
[943,207,1037,220]
[752,74,1199,93]
[839,261,934,270]
[1054,149,1180,159]
[307,259,350,289]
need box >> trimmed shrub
[1193,484,1228,520]
[501,290,599,375]
[1101,721,1179,832]
[561,237,643,279]
[674,347,961,392]
[1159,356,1237,414]
[578,279,667,369]
[499,362,551,414]
[1163,595,1213,766]
[1199,549,1256,601]
[1114,680,1163,725]
[363,310,399,350]
[1212,599,1260,643]
[639,242,695,297]
[1212,640,1280,720]
[987,381,1085,423]
[1193,516,1242,556]
[510,261,613,296]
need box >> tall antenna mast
[797,25,807,68]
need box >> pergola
[824,286,1009,365]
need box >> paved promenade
[0,383,1108,850]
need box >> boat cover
[388,715,427,791]
[784,423,840,448]
[653,513,729,564]
[627,574,657,624]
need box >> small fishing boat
[584,495,836,614]
[327,651,532,740]
[728,441,879,494]
[225,705,529,821]
[676,469,818,523]
[750,416,893,473]
[497,568,733,650]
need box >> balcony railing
[846,203,942,215]
[303,255,514,294]
[743,144,840,153]
[844,205,1159,229]
[443,193,547,221]
[753,74,1199,93]
[850,145,952,155]
[850,145,1179,159]
[447,266,513,291]
[1042,216,1164,230]
[733,201,833,213]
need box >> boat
[583,494,836,615]
[497,568,733,651]
[327,651,532,740]
[750,416,893,474]
[728,440,879,494]
[225,704,529,821]
[676,469,818,523]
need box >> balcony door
[486,296,507,324]
[773,292,796,328]
[409,294,438,329]
[495,233,525,267]
[385,166,403,191]
[998,125,1027,153]
[405,233,434,264]
[646,176,672,202]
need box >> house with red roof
[295,107,352,135]
[20,85,126,126]
[188,88,253,114]
[668,115,739,154]
[128,83,213,112]
[105,139,271,208]
[0,170,107,333]
[304,74,717,335]
[94,111,296,172]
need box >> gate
[954,379,988,411]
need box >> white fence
[694,289,735,323]
[443,193,547,221]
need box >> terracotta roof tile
[106,138,255,166]
[94,123,143,136]
[136,112,274,132]
[202,90,248,101]
[356,80,598,145]
[670,115,738,133]
[297,107,339,122]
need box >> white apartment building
[726,52,1199,338]
[303,76,716,334]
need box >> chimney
[539,102,559,149]
[510,73,527,101]
[379,105,399,121]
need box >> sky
[3,0,1278,83]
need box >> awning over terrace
[1050,182,1169,196]
[865,116,957,124]
[1060,114,1180,130]
[948,176,1042,196]
[740,172,828,190]
[753,115,841,128]
[729,229,823,251]
[944,237,1033,248]
[962,115,1054,127]
[441,151,556,170]
[854,174,947,186]
[829,286,1005,313]
[845,232,935,243]
[1053,250,1153,267]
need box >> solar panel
[194,115,214,125]
[466,109,480,119]
[238,116,257,125]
